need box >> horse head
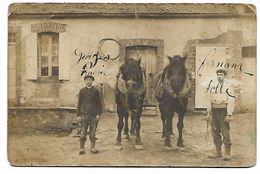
[163,55,187,95]
[120,58,144,96]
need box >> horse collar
[116,71,146,96]
[163,71,192,99]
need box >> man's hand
[95,115,100,121]
[224,115,232,123]
[77,116,82,122]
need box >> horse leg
[123,112,129,139]
[177,114,185,147]
[134,111,144,150]
[115,112,124,146]
[130,111,135,135]
[165,113,173,149]
[169,114,174,138]
[160,109,166,138]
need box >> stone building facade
[8,3,256,113]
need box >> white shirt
[206,79,235,115]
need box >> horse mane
[119,58,139,74]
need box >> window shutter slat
[59,31,70,80]
[26,33,38,80]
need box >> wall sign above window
[31,22,66,33]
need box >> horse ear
[168,56,173,62]
[119,64,124,72]
[138,58,141,64]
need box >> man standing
[77,75,102,155]
[206,69,235,161]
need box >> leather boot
[90,141,99,153]
[223,144,231,161]
[79,137,86,155]
[79,148,85,155]
[208,145,222,158]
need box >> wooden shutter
[59,31,70,80]
[26,33,38,80]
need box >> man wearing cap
[77,75,102,155]
[206,69,235,161]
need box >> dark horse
[115,58,146,150]
[155,55,191,149]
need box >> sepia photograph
[7,3,256,167]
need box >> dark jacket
[76,86,102,117]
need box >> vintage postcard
[8,3,256,167]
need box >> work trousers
[210,108,232,146]
[80,115,98,147]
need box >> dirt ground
[8,112,256,167]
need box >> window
[242,46,256,58]
[38,32,59,77]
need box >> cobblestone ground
[8,113,256,167]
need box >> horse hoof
[161,137,166,142]
[177,144,185,148]
[177,142,185,148]
[122,134,129,139]
[134,144,144,150]
[90,147,99,153]
[164,146,173,150]
[114,145,123,151]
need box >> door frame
[119,39,164,73]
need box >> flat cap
[84,75,94,81]
[216,69,227,75]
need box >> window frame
[37,32,59,77]
[242,46,256,58]
[8,32,16,45]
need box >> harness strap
[156,71,192,100]
[116,72,127,94]
[116,71,147,96]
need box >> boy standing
[77,75,102,155]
